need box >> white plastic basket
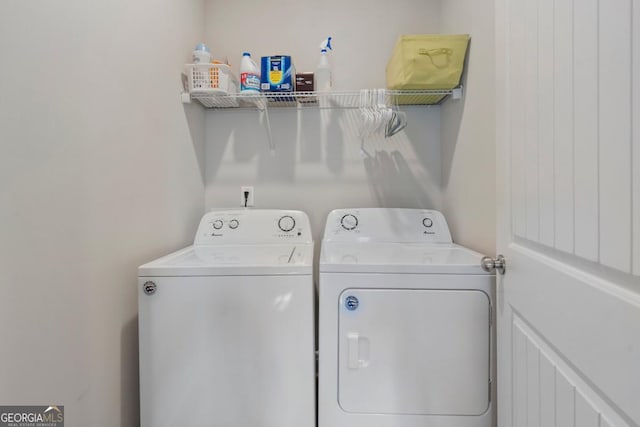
[186,63,238,95]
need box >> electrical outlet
[241,186,254,207]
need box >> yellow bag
[386,34,470,90]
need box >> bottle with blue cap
[315,37,333,92]
[240,52,261,93]
[192,43,211,64]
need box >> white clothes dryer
[138,209,315,427]
[319,208,495,427]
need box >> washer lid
[139,244,313,277]
[320,242,490,274]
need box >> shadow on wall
[325,102,345,175]
[257,111,298,181]
[363,150,436,208]
[183,102,207,185]
[440,95,464,188]
[348,106,441,209]
[254,108,346,181]
[121,317,139,427]
[203,104,442,212]
[440,38,471,187]
[298,109,322,163]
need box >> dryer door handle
[347,332,370,369]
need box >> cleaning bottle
[315,37,333,92]
[192,43,211,64]
[240,52,261,93]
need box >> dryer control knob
[278,215,296,232]
[212,220,224,230]
[341,214,358,231]
[229,219,239,229]
[422,218,433,228]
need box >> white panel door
[496,0,640,425]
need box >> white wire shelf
[185,88,462,109]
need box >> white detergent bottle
[240,52,261,93]
[315,37,333,92]
[192,43,211,64]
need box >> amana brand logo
[0,405,64,427]
[345,295,359,311]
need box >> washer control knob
[341,214,358,231]
[278,215,296,232]
[212,220,224,230]
[422,218,433,228]
[229,219,239,229]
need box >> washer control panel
[323,208,452,243]
[195,209,312,245]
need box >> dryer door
[338,288,490,416]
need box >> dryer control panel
[323,208,453,243]
[195,209,313,245]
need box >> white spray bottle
[315,37,333,92]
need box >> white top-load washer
[138,209,315,427]
[319,208,495,427]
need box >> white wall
[204,108,442,241]
[0,1,205,425]
[203,0,445,244]
[205,0,442,89]
[440,0,496,255]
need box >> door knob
[481,255,506,275]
